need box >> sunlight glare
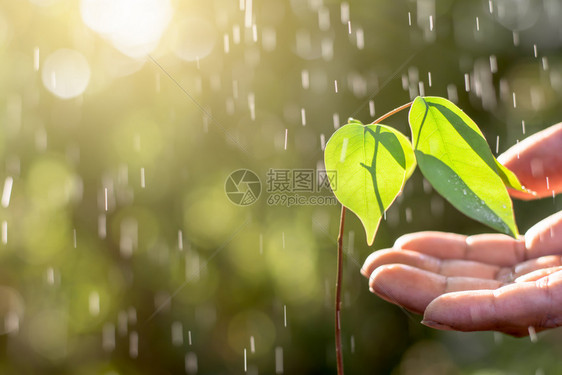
[80,0,173,59]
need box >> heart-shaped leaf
[409,96,519,237]
[324,120,416,245]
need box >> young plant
[324,96,528,375]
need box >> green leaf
[409,96,519,237]
[494,159,527,192]
[324,120,416,245]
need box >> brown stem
[335,205,346,375]
[370,101,412,125]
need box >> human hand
[361,123,562,336]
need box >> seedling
[324,96,528,374]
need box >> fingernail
[421,320,453,331]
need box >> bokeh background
[1,0,562,374]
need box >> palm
[362,211,562,336]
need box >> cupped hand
[361,123,562,336]
[361,211,562,337]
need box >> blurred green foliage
[0,0,561,374]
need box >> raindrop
[301,108,306,125]
[430,196,444,216]
[129,331,139,358]
[233,24,241,44]
[275,346,284,374]
[4,311,19,336]
[248,93,256,121]
[140,167,145,188]
[347,20,352,34]
[546,176,550,190]
[427,72,432,87]
[476,16,480,31]
[408,11,412,26]
[320,134,326,150]
[418,81,425,96]
[35,127,47,152]
[369,100,375,117]
[1,176,13,208]
[513,31,519,46]
[283,305,287,327]
[188,330,192,345]
[333,113,340,129]
[528,326,537,342]
[542,57,549,70]
[429,15,434,31]
[334,80,338,93]
[405,207,412,223]
[321,38,333,60]
[401,74,408,90]
[341,2,350,24]
[244,0,253,28]
[118,310,128,336]
[244,348,247,372]
[250,335,255,353]
[350,335,355,353]
[233,80,239,99]
[339,138,349,162]
[33,47,40,71]
[46,267,55,285]
[496,135,500,154]
[120,218,138,258]
[490,55,498,73]
[224,34,230,53]
[512,92,517,108]
[73,228,77,248]
[318,7,330,31]
[104,187,109,211]
[89,291,100,316]
[284,129,288,150]
[252,24,258,42]
[464,73,470,92]
[522,120,526,134]
[261,27,276,51]
[172,321,183,346]
[533,44,537,58]
[185,352,198,374]
[178,230,183,250]
[301,70,309,89]
[356,28,364,49]
[102,323,116,352]
[98,214,107,239]
[1,220,7,244]
[488,0,493,13]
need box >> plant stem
[335,205,346,375]
[370,101,412,125]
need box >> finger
[369,264,503,314]
[422,270,562,336]
[361,249,502,280]
[498,123,562,200]
[515,266,562,282]
[394,231,525,266]
[511,255,562,280]
[525,210,562,258]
